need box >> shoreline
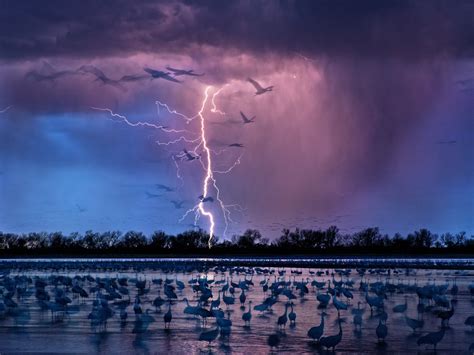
[1,255,474,269]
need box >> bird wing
[240,111,248,122]
[119,74,148,82]
[165,66,181,73]
[162,74,182,83]
[143,67,155,75]
[79,65,106,79]
[187,71,205,76]
[247,77,264,91]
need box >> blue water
[0,258,473,354]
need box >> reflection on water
[0,259,473,354]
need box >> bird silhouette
[376,318,388,343]
[319,317,343,351]
[393,295,408,313]
[163,302,172,328]
[166,66,204,77]
[199,326,219,345]
[405,316,424,333]
[307,312,326,342]
[267,333,280,349]
[288,302,296,325]
[143,67,181,83]
[242,301,252,326]
[277,303,289,329]
[464,315,474,330]
[155,184,174,192]
[240,111,256,124]
[170,200,185,209]
[417,328,445,351]
[247,77,274,95]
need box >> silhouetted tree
[99,231,122,249]
[232,229,263,248]
[82,230,101,249]
[0,227,472,256]
[413,229,434,249]
[353,228,381,248]
[150,231,169,250]
[323,226,339,249]
[120,231,147,249]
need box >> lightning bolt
[92,85,243,248]
[210,84,228,115]
[196,86,216,248]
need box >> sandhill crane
[464,315,474,330]
[211,291,221,309]
[267,333,280,350]
[307,312,326,342]
[182,298,199,316]
[317,292,330,307]
[434,301,455,327]
[405,316,424,333]
[166,66,204,77]
[277,303,289,329]
[222,291,235,309]
[239,289,246,308]
[152,291,165,312]
[451,278,459,299]
[366,292,383,313]
[120,309,127,324]
[199,326,219,345]
[242,301,252,326]
[333,295,348,314]
[240,111,255,124]
[417,328,445,351]
[164,302,172,328]
[393,295,408,313]
[247,77,273,95]
[376,318,388,343]
[288,302,296,325]
[319,317,343,351]
[143,67,181,83]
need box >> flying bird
[181,149,199,161]
[26,62,78,82]
[198,195,214,203]
[75,204,86,213]
[166,66,204,77]
[119,74,149,83]
[26,70,77,82]
[247,77,273,95]
[145,192,162,199]
[78,65,124,90]
[156,184,174,192]
[143,68,181,83]
[170,200,185,209]
[228,143,244,148]
[240,111,255,124]
[436,140,457,145]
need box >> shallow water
[0,259,473,354]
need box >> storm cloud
[0,0,472,238]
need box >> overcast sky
[0,0,473,239]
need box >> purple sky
[0,1,473,239]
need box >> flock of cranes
[1,262,474,353]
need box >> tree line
[0,227,473,256]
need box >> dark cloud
[0,1,472,237]
[0,1,473,60]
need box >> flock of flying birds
[22,61,274,233]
